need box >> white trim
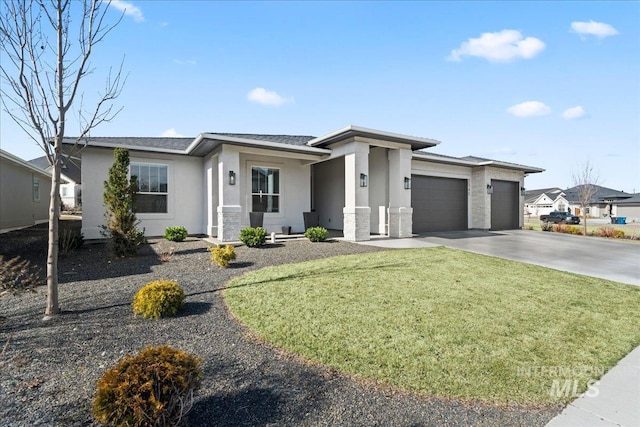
[247,163,283,218]
[76,141,186,155]
[185,134,205,153]
[196,134,331,155]
[412,152,544,174]
[307,125,441,148]
[130,158,174,220]
[413,152,479,166]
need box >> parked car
[539,211,581,224]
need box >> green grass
[224,248,640,404]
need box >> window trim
[245,161,285,219]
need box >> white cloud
[571,21,619,38]
[108,0,144,23]
[507,101,551,117]
[492,147,517,156]
[247,88,293,106]
[173,59,197,65]
[562,106,586,120]
[447,30,545,62]
[160,128,184,137]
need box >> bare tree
[572,160,600,236]
[0,0,125,318]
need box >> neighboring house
[29,154,82,210]
[616,194,640,223]
[563,185,632,217]
[524,187,569,218]
[0,149,53,232]
[65,125,544,241]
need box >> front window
[251,167,279,213]
[131,163,168,213]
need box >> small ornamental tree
[103,148,145,256]
[572,160,601,236]
[0,0,125,317]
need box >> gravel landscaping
[0,220,561,426]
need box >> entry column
[343,141,370,241]
[217,146,242,241]
[388,148,413,238]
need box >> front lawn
[225,247,640,404]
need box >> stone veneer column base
[388,207,413,238]
[343,206,371,241]
[217,205,242,242]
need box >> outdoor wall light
[228,170,236,185]
[520,186,526,196]
[404,177,411,190]
[486,184,493,194]
[360,173,368,187]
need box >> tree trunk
[45,143,62,317]
[45,2,65,317]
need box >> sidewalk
[341,235,441,249]
[545,345,640,427]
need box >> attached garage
[412,175,468,232]
[490,180,519,230]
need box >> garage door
[412,175,468,233]
[491,180,519,230]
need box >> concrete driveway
[417,230,640,287]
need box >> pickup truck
[539,211,580,224]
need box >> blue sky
[1,1,638,192]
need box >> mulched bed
[0,220,561,426]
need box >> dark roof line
[28,154,82,183]
[60,133,543,174]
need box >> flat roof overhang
[307,125,440,150]
[189,134,331,158]
[412,152,545,174]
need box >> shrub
[613,229,625,239]
[540,222,553,232]
[553,224,570,234]
[305,226,329,242]
[59,229,84,255]
[158,247,175,263]
[93,345,202,427]
[0,255,40,298]
[103,148,146,257]
[523,225,534,230]
[568,226,583,235]
[132,280,185,319]
[595,226,616,238]
[209,244,236,268]
[164,226,188,242]
[239,227,267,247]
